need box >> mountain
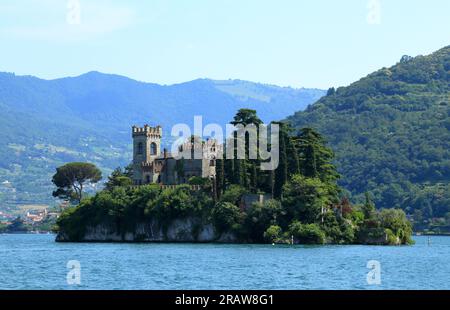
[288,46,450,224]
[0,72,325,209]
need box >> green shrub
[379,208,414,244]
[211,201,243,234]
[263,225,282,243]
[220,185,246,205]
[243,199,283,242]
[385,228,399,245]
[289,221,326,244]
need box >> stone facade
[132,124,220,185]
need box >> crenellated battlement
[141,161,154,172]
[131,122,218,186]
[132,124,162,137]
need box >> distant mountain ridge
[0,71,325,208]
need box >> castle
[131,124,220,185]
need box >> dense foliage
[288,46,450,231]
[57,109,413,245]
[56,184,214,241]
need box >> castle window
[210,160,215,167]
[137,142,143,155]
[150,142,157,155]
[146,175,151,184]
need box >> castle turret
[131,124,162,184]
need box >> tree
[235,158,248,188]
[326,87,336,96]
[215,158,225,197]
[289,221,326,244]
[362,192,376,220]
[379,208,413,244]
[105,167,132,191]
[123,164,134,178]
[303,143,317,178]
[273,124,288,198]
[264,225,283,243]
[211,201,244,234]
[6,217,28,232]
[230,108,263,126]
[220,185,246,205]
[228,109,262,191]
[244,199,283,242]
[281,174,330,224]
[249,163,258,192]
[52,162,102,204]
[294,128,340,194]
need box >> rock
[56,217,236,243]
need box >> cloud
[0,0,136,41]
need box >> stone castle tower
[132,125,162,184]
[131,124,220,186]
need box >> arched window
[137,142,143,155]
[150,142,157,155]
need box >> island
[54,109,413,245]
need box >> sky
[0,0,449,89]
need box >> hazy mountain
[288,45,450,221]
[0,71,324,208]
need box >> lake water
[0,234,449,290]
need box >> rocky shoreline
[56,218,237,243]
[55,218,403,245]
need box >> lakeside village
[0,204,62,234]
[52,109,415,245]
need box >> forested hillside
[288,46,450,228]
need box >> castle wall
[160,158,177,185]
[131,124,217,185]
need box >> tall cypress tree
[295,127,341,200]
[229,108,263,191]
[273,124,288,198]
[303,143,318,178]
[234,158,249,189]
[295,127,338,182]
[250,161,258,192]
[215,158,225,198]
[283,124,300,177]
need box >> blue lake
[0,234,449,290]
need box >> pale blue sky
[0,0,449,89]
